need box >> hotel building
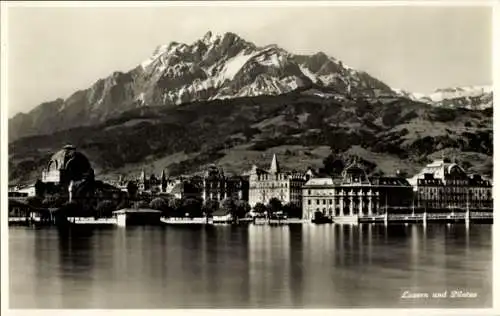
[248,154,308,208]
[407,159,493,211]
[302,158,413,220]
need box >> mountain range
[394,85,493,110]
[8,31,493,184]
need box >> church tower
[140,169,147,191]
[269,154,280,174]
[161,168,169,192]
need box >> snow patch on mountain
[393,85,493,110]
[8,31,403,141]
[219,52,254,82]
[299,65,318,83]
[429,85,492,102]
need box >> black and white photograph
[1,1,497,313]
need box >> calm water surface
[9,223,492,308]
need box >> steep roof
[304,178,334,187]
[408,159,466,185]
[341,158,371,185]
[269,154,280,173]
[369,177,411,187]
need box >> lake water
[9,223,492,309]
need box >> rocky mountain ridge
[8,31,493,185]
[9,31,395,142]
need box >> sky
[6,3,493,117]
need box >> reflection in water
[9,223,491,309]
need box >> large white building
[407,159,492,210]
[248,154,308,207]
[302,158,413,221]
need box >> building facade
[136,169,173,194]
[248,154,308,208]
[201,165,249,203]
[408,159,493,211]
[302,159,413,220]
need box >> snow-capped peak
[431,85,492,101]
[202,30,224,45]
[394,85,493,110]
[105,31,397,110]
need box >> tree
[133,200,149,209]
[268,198,283,217]
[42,194,66,208]
[169,198,183,210]
[283,202,301,218]
[60,201,82,217]
[202,200,219,218]
[127,181,138,199]
[116,199,131,210]
[26,196,43,208]
[372,170,385,177]
[183,197,203,217]
[222,198,241,222]
[235,200,251,219]
[34,179,45,197]
[150,197,168,211]
[321,154,345,176]
[253,203,268,217]
[96,200,115,218]
[167,198,183,217]
[222,197,236,213]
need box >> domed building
[41,145,94,187]
[340,158,371,185]
[302,156,413,221]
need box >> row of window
[418,202,493,208]
[420,187,489,193]
[252,175,297,181]
[305,198,375,205]
[419,193,491,199]
[306,207,376,215]
[445,180,469,185]
[249,183,291,188]
[305,190,378,196]
[418,181,491,187]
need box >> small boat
[311,217,333,224]
[160,217,209,225]
[68,217,117,226]
[311,212,333,224]
[237,217,255,224]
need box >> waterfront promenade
[9,211,493,226]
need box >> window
[308,200,311,205]
[329,199,333,205]
[323,199,326,205]
[316,200,320,205]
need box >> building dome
[205,164,224,178]
[341,157,370,185]
[43,145,93,184]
